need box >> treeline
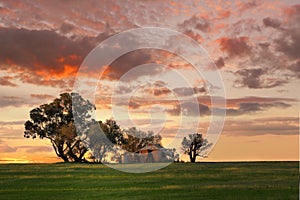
[24,93,176,163]
[24,93,209,163]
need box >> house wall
[122,150,161,163]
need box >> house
[136,144,163,163]
[122,144,163,163]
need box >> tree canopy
[24,93,95,162]
[181,133,210,163]
[122,127,162,153]
[87,119,125,163]
[24,93,191,163]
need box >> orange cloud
[218,10,231,19]
[283,4,300,17]
[0,28,111,88]
[217,36,250,57]
[35,64,78,80]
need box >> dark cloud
[59,22,75,34]
[234,68,264,89]
[0,96,27,108]
[152,87,171,96]
[176,15,211,43]
[226,102,291,116]
[115,82,207,98]
[114,85,133,95]
[272,6,300,57]
[113,95,294,118]
[128,101,141,109]
[115,97,178,112]
[143,81,172,97]
[234,68,287,89]
[233,5,300,88]
[0,28,91,71]
[0,76,17,87]
[180,30,203,43]
[105,50,164,81]
[222,5,300,89]
[173,86,207,96]
[226,96,296,106]
[223,117,299,136]
[0,0,136,36]
[270,5,300,79]
[179,15,210,32]
[275,31,300,61]
[166,102,210,116]
[214,57,225,69]
[230,19,261,36]
[113,80,172,98]
[262,17,281,29]
[0,28,109,87]
[218,37,251,58]
[206,96,293,117]
[287,61,300,77]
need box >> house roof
[137,143,163,152]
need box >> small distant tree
[181,133,210,163]
[24,93,95,162]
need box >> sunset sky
[0,0,299,163]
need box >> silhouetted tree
[120,127,165,162]
[181,133,210,163]
[122,127,162,153]
[87,119,125,163]
[24,93,95,162]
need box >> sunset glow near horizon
[0,0,299,163]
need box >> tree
[121,127,164,162]
[87,119,125,163]
[181,133,210,163]
[122,127,162,153]
[24,93,95,162]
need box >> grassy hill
[0,162,298,199]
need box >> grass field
[0,162,298,200]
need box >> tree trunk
[66,141,88,163]
[190,156,196,163]
[189,145,197,163]
[49,137,69,162]
[56,143,69,162]
[189,152,196,163]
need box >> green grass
[0,162,298,200]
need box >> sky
[0,0,299,163]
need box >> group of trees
[24,93,209,163]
